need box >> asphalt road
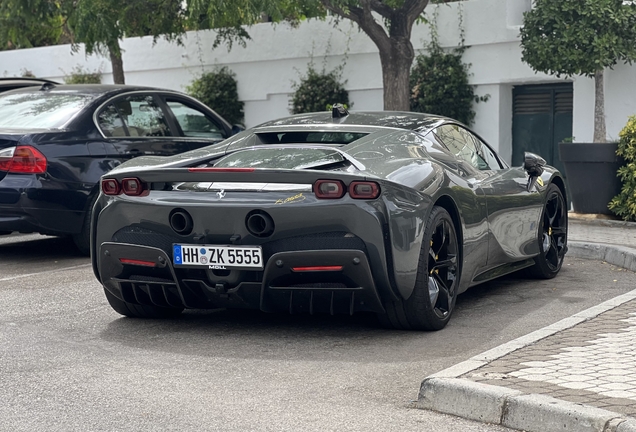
[1,233,634,432]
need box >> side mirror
[524,152,546,176]
[524,152,546,192]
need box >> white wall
[572,65,636,143]
[2,0,636,161]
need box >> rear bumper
[0,207,86,235]
[0,174,89,235]
[99,242,385,314]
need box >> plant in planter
[520,0,636,214]
[609,116,636,221]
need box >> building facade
[1,0,635,166]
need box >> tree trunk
[319,1,428,112]
[593,69,607,143]
[108,41,125,85]
[379,39,414,111]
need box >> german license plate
[173,244,263,270]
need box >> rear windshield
[214,147,346,170]
[0,92,96,129]
[256,131,367,145]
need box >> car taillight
[101,178,121,195]
[0,146,47,174]
[314,179,346,199]
[0,147,13,171]
[349,181,380,199]
[121,177,146,196]
[101,177,147,196]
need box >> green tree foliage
[64,66,102,84]
[0,1,66,50]
[187,67,245,125]
[0,0,187,83]
[609,116,636,221]
[410,49,481,125]
[410,2,484,125]
[189,0,441,111]
[520,0,636,142]
[70,0,188,83]
[290,64,350,114]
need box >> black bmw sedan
[0,83,238,254]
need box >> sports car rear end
[93,149,398,316]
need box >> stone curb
[428,288,636,380]
[418,378,634,432]
[417,246,636,432]
[568,241,636,272]
[569,214,636,229]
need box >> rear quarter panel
[349,130,488,298]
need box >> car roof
[0,77,58,84]
[255,111,451,132]
[1,83,163,96]
[0,77,60,92]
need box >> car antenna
[331,103,349,119]
[39,82,56,91]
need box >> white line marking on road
[0,263,92,282]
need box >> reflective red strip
[119,258,156,267]
[291,266,343,272]
[187,167,255,172]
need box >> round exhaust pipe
[246,210,275,237]
[169,209,193,235]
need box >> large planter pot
[558,142,624,214]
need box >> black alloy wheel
[426,214,459,321]
[379,206,460,331]
[525,184,568,279]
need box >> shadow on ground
[97,257,634,364]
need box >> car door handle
[127,149,142,156]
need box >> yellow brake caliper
[430,240,439,275]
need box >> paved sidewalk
[418,215,636,432]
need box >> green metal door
[512,84,573,175]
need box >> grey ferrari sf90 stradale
[91,107,568,330]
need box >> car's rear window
[0,92,96,129]
[214,147,346,170]
[256,131,367,145]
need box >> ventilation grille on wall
[513,90,573,115]
[513,93,552,115]
[555,91,573,114]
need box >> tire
[524,184,568,279]
[103,287,184,319]
[72,192,98,256]
[379,206,460,331]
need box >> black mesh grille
[112,226,176,254]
